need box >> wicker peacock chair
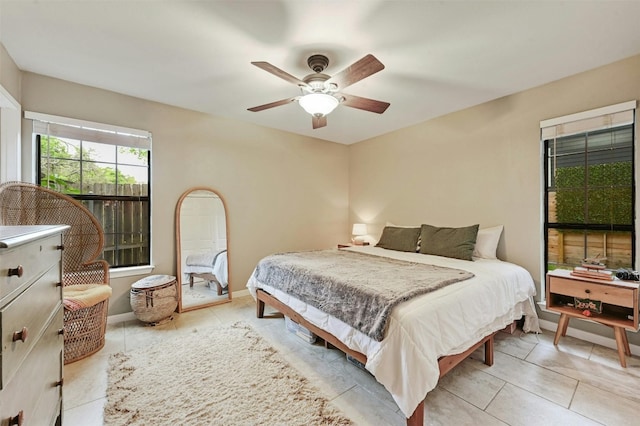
[0,181,112,364]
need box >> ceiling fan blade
[312,115,327,129]
[247,97,297,112]
[325,54,385,90]
[340,93,390,114]
[251,61,309,88]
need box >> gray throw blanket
[254,249,474,341]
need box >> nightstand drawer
[549,276,635,308]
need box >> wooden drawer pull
[12,327,28,343]
[8,265,23,277]
[9,410,24,426]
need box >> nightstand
[546,269,639,367]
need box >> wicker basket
[130,275,178,325]
[64,299,109,364]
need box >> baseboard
[108,289,251,323]
[538,318,640,354]
[107,312,136,324]
[232,288,250,298]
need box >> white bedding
[246,245,539,418]
[184,250,229,288]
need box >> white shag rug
[104,322,352,426]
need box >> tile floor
[64,295,640,425]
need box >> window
[542,102,636,272]
[28,112,152,269]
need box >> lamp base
[351,236,369,246]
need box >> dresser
[0,225,68,426]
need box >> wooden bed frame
[256,288,496,426]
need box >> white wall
[0,43,22,182]
[0,84,20,181]
[0,42,20,101]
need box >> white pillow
[472,225,504,259]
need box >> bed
[247,239,539,425]
[183,249,228,295]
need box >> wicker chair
[0,181,112,364]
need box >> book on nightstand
[570,266,614,281]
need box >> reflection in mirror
[176,187,231,312]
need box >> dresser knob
[9,410,23,426]
[56,244,64,250]
[8,265,23,277]
[58,328,65,336]
[585,289,591,294]
[55,378,64,387]
[12,327,28,343]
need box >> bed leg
[406,400,424,426]
[256,298,265,318]
[484,335,494,366]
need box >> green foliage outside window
[40,135,140,194]
[555,162,632,225]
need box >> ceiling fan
[247,54,390,129]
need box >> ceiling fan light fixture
[298,93,339,117]
[248,54,388,128]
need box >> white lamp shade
[352,223,367,236]
[298,93,340,116]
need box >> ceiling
[1,1,640,145]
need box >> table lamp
[351,223,368,245]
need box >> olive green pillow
[419,224,479,261]
[375,226,421,252]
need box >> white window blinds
[25,111,152,149]
[540,100,636,139]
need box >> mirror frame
[176,186,231,312]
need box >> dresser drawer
[0,264,62,389]
[0,234,61,305]
[0,306,63,426]
[549,276,635,308]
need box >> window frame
[27,111,153,273]
[540,101,637,292]
[543,126,635,269]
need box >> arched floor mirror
[176,187,231,312]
